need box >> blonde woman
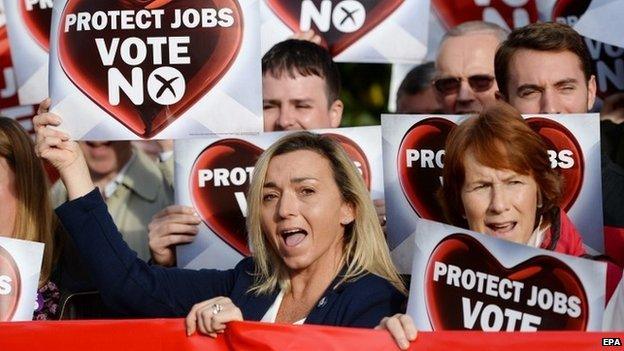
[0,117,61,319]
[35,110,406,333]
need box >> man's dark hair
[495,22,593,98]
[262,39,341,103]
[397,62,436,101]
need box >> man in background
[434,21,508,114]
[262,39,344,131]
[494,22,624,229]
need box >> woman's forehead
[463,150,531,180]
[265,150,332,180]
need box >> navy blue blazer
[55,189,405,328]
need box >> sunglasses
[433,75,495,95]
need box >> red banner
[606,226,624,268]
[0,319,623,350]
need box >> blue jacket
[55,189,406,327]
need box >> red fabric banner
[0,319,623,350]
[605,226,624,268]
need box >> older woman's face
[261,150,354,272]
[460,150,539,245]
[0,157,17,237]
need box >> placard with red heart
[188,133,374,256]
[177,126,381,269]
[552,0,624,100]
[396,117,584,217]
[49,0,263,140]
[3,0,51,105]
[383,114,603,269]
[403,219,606,331]
[56,0,244,139]
[0,244,21,322]
[18,0,52,52]
[432,0,539,30]
[425,233,588,330]
[260,0,428,63]
[265,0,404,56]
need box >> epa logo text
[602,337,622,346]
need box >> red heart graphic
[552,0,623,100]
[0,245,21,321]
[188,134,372,255]
[432,0,538,30]
[18,0,52,51]
[425,233,589,330]
[265,0,404,56]
[190,139,262,256]
[526,118,584,212]
[398,118,455,222]
[58,0,243,138]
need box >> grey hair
[443,20,509,43]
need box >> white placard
[383,113,604,273]
[0,236,44,321]
[405,219,605,331]
[49,0,263,140]
[260,0,430,64]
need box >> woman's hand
[34,99,94,200]
[185,296,243,338]
[148,205,201,267]
[375,313,418,350]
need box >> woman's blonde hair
[0,117,59,287]
[246,132,405,295]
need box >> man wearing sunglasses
[433,21,508,114]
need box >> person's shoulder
[340,272,403,297]
[232,257,257,276]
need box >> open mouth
[486,221,517,236]
[280,228,308,247]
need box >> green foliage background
[337,63,392,127]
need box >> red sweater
[540,210,586,256]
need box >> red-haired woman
[439,102,584,255]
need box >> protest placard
[3,0,51,105]
[174,126,384,269]
[405,219,606,331]
[553,0,624,101]
[260,0,429,64]
[49,0,263,140]
[0,237,44,321]
[383,113,604,273]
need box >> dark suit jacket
[55,189,405,327]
